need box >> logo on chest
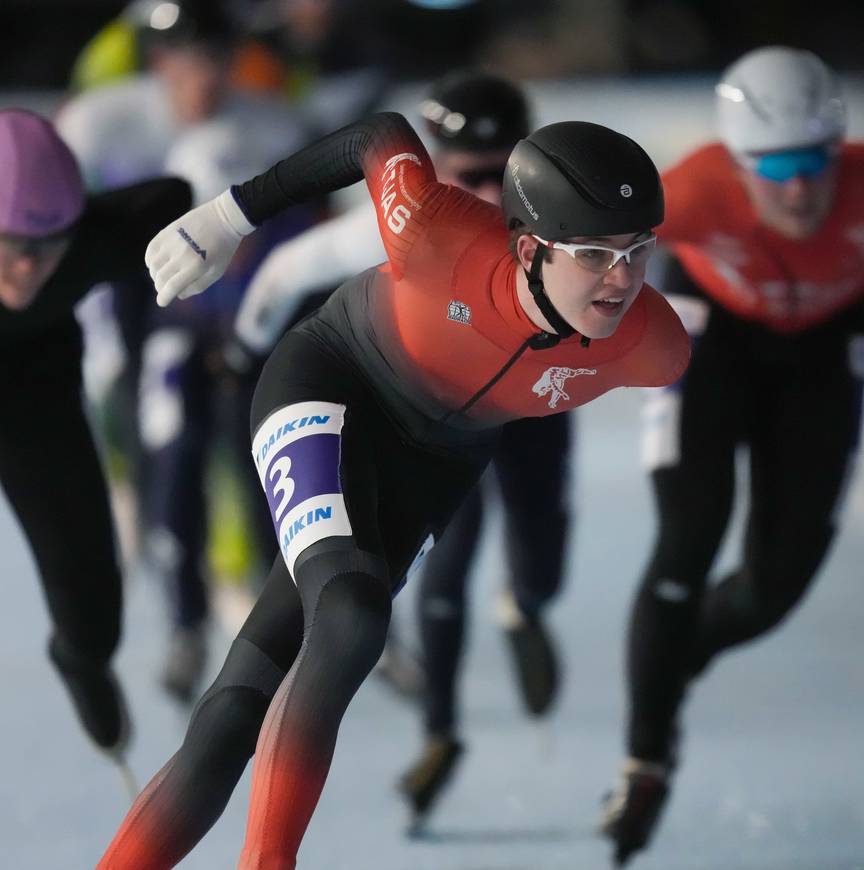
[447,299,472,325]
[533,366,597,409]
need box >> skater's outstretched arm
[147,112,441,307]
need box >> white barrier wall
[391,74,864,167]
[357,74,864,208]
[4,73,864,203]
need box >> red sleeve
[360,120,443,278]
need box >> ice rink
[2,385,863,870]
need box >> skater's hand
[145,189,256,307]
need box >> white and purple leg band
[252,401,353,579]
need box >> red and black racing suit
[97,113,688,870]
[626,142,864,765]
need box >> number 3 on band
[268,455,295,523]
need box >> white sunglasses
[533,233,657,273]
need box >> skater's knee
[716,567,810,637]
[47,567,122,663]
[294,547,392,686]
[89,604,122,661]
[650,520,721,584]
[185,686,271,762]
[50,619,119,669]
[512,564,564,613]
[420,591,465,623]
[62,628,119,665]
[187,638,286,759]
[309,571,392,677]
[642,574,702,610]
[747,578,810,634]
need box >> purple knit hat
[0,109,85,237]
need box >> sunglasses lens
[629,236,656,263]
[573,237,655,272]
[754,146,831,182]
[572,248,614,272]
[1,232,69,259]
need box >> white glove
[145,189,256,307]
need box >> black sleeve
[0,177,194,337]
[233,112,419,226]
[851,297,864,334]
[88,177,193,269]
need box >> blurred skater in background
[0,107,190,784]
[600,46,864,866]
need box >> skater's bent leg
[626,458,734,762]
[0,370,127,749]
[97,558,302,869]
[694,371,861,669]
[0,380,122,665]
[625,303,748,764]
[239,545,392,870]
[496,414,572,615]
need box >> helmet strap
[526,244,583,342]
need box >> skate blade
[404,809,431,839]
[531,719,557,759]
[110,755,139,804]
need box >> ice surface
[2,388,862,869]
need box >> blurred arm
[235,203,384,353]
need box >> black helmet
[502,121,663,239]
[132,0,238,52]
[420,71,530,152]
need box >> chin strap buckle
[528,331,560,350]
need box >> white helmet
[716,46,846,154]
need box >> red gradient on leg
[238,746,331,870]
[96,763,185,869]
[237,660,340,870]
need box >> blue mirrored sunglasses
[744,145,833,183]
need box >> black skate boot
[496,588,559,716]
[397,734,464,834]
[598,757,671,866]
[48,635,131,756]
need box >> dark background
[2,0,862,89]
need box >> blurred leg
[496,413,572,615]
[695,355,861,667]
[494,414,572,716]
[138,326,211,700]
[626,316,742,764]
[417,485,484,736]
[0,334,126,750]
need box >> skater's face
[0,233,71,310]
[153,44,234,124]
[435,148,511,207]
[515,231,654,339]
[735,144,838,239]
